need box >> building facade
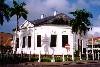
[13,13,86,60]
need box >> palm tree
[10,0,28,30]
[10,0,28,53]
[70,9,93,60]
[0,0,10,25]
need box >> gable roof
[20,20,34,28]
[29,13,71,26]
[13,13,71,31]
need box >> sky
[0,0,100,36]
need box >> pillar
[86,51,88,60]
[63,53,65,62]
[38,51,41,62]
[98,51,99,60]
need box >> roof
[29,13,71,26]
[13,13,71,31]
[0,32,13,46]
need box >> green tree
[70,9,93,60]
[10,0,28,52]
[10,0,28,30]
[0,0,10,25]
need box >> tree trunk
[15,15,19,53]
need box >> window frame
[37,35,41,47]
[22,36,26,48]
[28,36,31,47]
[50,35,57,47]
[62,35,68,47]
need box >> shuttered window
[50,35,57,47]
[62,35,68,47]
[37,35,41,47]
[28,36,31,47]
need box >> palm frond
[0,0,10,25]
[70,9,93,36]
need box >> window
[50,35,57,47]
[78,39,79,50]
[37,35,41,47]
[22,37,25,48]
[16,38,19,48]
[62,35,68,47]
[28,36,31,47]
[80,40,82,52]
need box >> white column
[63,53,65,62]
[38,51,41,62]
[80,52,82,60]
[93,51,94,60]
[95,51,96,59]
[72,46,74,61]
[72,52,74,61]
[82,40,84,54]
[98,51,99,60]
[92,36,94,60]
[86,51,88,60]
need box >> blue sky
[0,0,100,36]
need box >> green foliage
[70,9,93,35]
[0,45,12,54]
[55,56,63,62]
[74,57,80,61]
[41,57,51,62]
[64,55,72,61]
[10,0,28,21]
[0,0,10,25]
[31,57,39,62]
[10,0,28,31]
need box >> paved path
[1,61,100,67]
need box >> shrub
[41,57,51,62]
[74,57,80,61]
[55,57,62,62]
[31,57,38,62]
[64,55,72,61]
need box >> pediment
[20,20,34,29]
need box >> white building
[12,13,86,60]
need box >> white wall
[14,24,74,56]
[34,25,73,55]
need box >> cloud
[25,0,72,20]
[1,0,100,33]
[24,0,90,20]
[88,27,100,37]
[93,15,100,26]
[89,0,100,6]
